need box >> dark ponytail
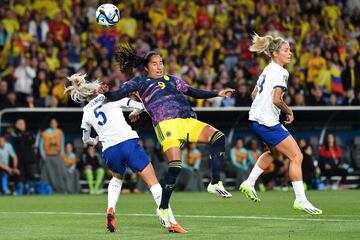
[115,42,161,78]
[115,41,144,78]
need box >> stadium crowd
[0,0,359,109]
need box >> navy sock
[209,131,225,184]
[159,160,182,209]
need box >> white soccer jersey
[249,61,289,127]
[81,95,142,151]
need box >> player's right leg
[106,173,124,232]
[102,143,127,232]
[275,135,322,215]
[128,137,187,233]
[194,123,232,198]
[138,162,187,233]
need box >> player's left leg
[196,124,232,198]
[275,136,322,215]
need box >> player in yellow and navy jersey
[102,42,235,229]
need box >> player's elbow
[82,136,89,144]
[272,97,281,106]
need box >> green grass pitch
[0,190,359,240]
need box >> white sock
[107,177,123,212]
[245,164,264,188]
[150,183,177,224]
[292,180,307,202]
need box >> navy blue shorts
[249,121,290,148]
[102,139,150,176]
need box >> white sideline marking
[0,211,359,222]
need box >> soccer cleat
[156,208,171,227]
[239,183,261,202]
[293,200,322,215]
[207,181,232,198]
[106,207,116,232]
[167,223,188,234]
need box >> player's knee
[290,152,303,165]
[210,131,225,146]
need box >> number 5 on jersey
[94,105,107,126]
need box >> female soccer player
[239,34,322,215]
[101,42,235,226]
[65,73,187,233]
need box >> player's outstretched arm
[103,79,139,101]
[184,86,235,99]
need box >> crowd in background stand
[0,0,359,110]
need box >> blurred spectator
[13,56,36,105]
[319,133,348,188]
[0,91,20,109]
[64,143,80,194]
[235,84,252,106]
[0,80,8,107]
[116,8,137,39]
[230,138,250,189]
[48,12,70,46]
[343,89,360,105]
[246,140,261,165]
[39,118,68,193]
[307,47,326,89]
[9,119,39,193]
[309,87,326,106]
[178,143,203,192]
[0,22,10,51]
[79,146,105,194]
[0,136,21,195]
[120,168,140,194]
[341,58,360,95]
[301,144,316,190]
[28,11,49,43]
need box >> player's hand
[129,112,140,122]
[97,84,109,94]
[12,168,20,175]
[218,88,236,98]
[284,111,294,125]
[92,136,99,145]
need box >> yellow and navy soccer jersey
[108,75,196,125]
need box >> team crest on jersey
[166,131,171,137]
[283,75,288,84]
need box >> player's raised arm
[176,77,235,99]
[115,97,144,122]
[103,80,139,101]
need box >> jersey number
[258,75,266,94]
[94,105,107,126]
[157,82,166,90]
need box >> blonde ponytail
[64,73,100,102]
[249,33,286,58]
